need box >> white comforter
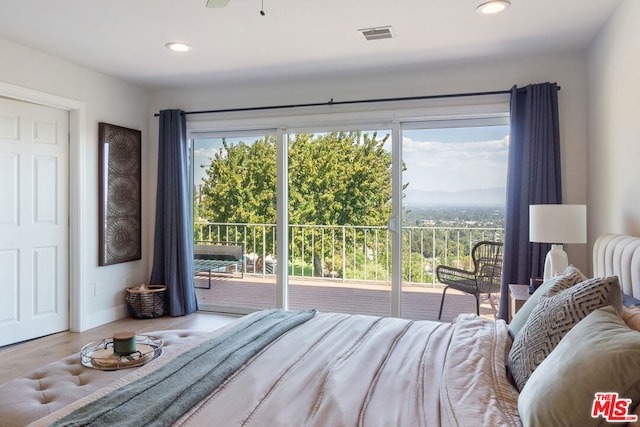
[34,312,520,427]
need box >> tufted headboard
[593,234,640,299]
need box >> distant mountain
[405,187,506,206]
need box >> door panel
[34,155,59,224]
[191,132,277,314]
[0,97,68,346]
[286,130,394,317]
[400,123,509,321]
[0,153,18,224]
[0,249,18,323]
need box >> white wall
[588,0,640,244]
[150,51,591,272]
[0,37,151,330]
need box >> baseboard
[81,304,128,331]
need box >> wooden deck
[195,275,500,323]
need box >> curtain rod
[153,86,560,117]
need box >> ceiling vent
[358,26,393,41]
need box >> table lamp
[529,204,587,280]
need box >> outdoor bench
[194,242,244,289]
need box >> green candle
[113,332,136,356]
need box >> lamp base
[543,244,569,280]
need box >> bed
[1,233,640,426]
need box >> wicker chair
[436,241,503,319]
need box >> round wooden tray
[80,335,163,370]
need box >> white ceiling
[0,0,622,89]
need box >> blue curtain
[499,83,562,320]
[150,109,197,316]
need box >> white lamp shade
[529,204,587,244]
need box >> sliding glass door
[188,101,510,319]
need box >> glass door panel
[191,132,277,314]
[400,124,509,321]
[286,130,394,317]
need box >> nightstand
[509,284,531,321]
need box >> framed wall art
[98,122,142,266]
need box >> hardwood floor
[0,311,236,386]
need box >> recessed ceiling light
[476,0,511,15]
[165,42,192,53]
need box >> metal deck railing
[194,221,502,286]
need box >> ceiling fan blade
[206,0,231,7]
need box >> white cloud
[194,147,220,160]
[402,134,509,194]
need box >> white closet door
[0,97,69,346]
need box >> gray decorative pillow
[508,275,623,391]
[518,306,640,427]
[508,265,587,339]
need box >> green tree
[199,136,277,223]
[288,131,392,226]
[200,131,393,227]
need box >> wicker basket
[125,285,167,319]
